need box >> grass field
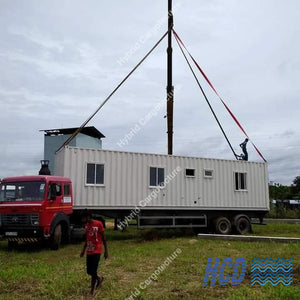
[0,223,299,300]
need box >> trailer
[54,146,269,234]
[0,144,269,250]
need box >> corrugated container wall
[54,147,269,211]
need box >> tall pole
[167,0,174,155]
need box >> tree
[269,184,292,200]
[291,176,300,199]
[293,176,300,193]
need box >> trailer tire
[234,216,251,235]
[50,224,62,250]
[214,217,231,235]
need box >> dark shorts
[86,254,101,278]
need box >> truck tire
[214,217,231,235]
[51,224,62,250]
[235,216,251,235]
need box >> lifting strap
[56,30,169,153]
[172,29,267,162]
[173,31,238,160]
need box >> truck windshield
[0,181,46,202]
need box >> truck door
[47,182,73,213]
[47,182,63,209]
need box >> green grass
[0,223,299,300]
[250,223,300,237]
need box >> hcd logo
[203,257,246,285]
[203,257,293,286]
[251,257,293,286]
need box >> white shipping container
[54,146,269,212]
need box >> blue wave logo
[251,257,293,286]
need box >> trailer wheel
[235,216,251,235]
[51,224,62,250]
[214,217,231,235]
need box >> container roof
[41,126,105,139]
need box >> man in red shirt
[80,210,109,296]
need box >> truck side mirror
[49,184,57,200]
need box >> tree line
[269,176,300,200]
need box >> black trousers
[86,254,101,279]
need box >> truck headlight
[30,214,39,226]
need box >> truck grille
[1,214,39,226]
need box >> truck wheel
[51,224,62,250]
[235,216,251,235]
[214,217,231,235]
[61,222,70,244]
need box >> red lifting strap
[172,29,267,163]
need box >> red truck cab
[0,175,73,249]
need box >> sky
[0,0,299,185]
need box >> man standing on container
[80,210,109,296]
[239,138,249,161]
